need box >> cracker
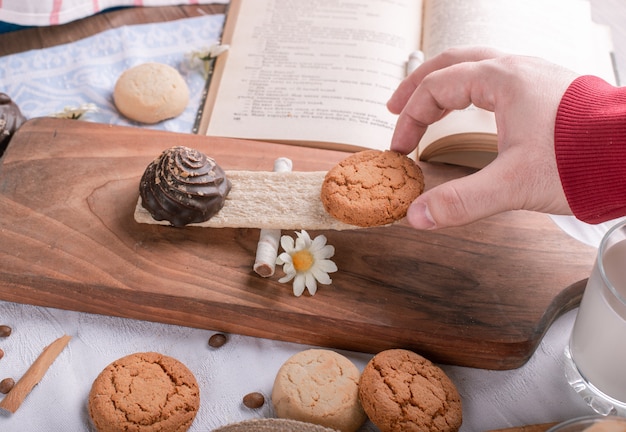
[134,170,360,230]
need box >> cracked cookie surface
[271,349,367,432]
[358,349,462,432]
[320,150,424,227]
[88,352,199,432]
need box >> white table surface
[0,6,622,432]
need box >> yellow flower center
[291,250,314,272]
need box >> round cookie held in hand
[271,349,367,432]
[114,62,189,124]
[358,349,462,432]
[88,352,200,432]
[320,150,424,227]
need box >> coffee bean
[0,348,4,360]
[0,325,11,337]
[208,333,227,348]
[243,392,265,409]
[0,377,14,394]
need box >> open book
[198,0,615,169]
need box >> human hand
[388,47,579,229]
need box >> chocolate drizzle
[0,93,27,157]
[139,146,232,227]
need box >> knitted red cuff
[555,75,626,224]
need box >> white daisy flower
[187,44,230,78]
[276,230,338,297]
[50,103,98,120]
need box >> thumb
[405,166,514,229]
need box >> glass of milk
[564,219,626,416]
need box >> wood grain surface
[487,423,559,432]
[0,4,228,56]
[0,118,596,370]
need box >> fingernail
[408,201,436,229]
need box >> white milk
[570,239,626,403]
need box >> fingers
[390,59,501,154]
[387,47,580,229]
[406,149,573,229]
[387,46,504,115]
[406,162,513,229]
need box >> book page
[418,0,615,164]
[419,108,498,168]
[422,0,608,76]
[203,0,422,152]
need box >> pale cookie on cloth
[358,349,462,432]
[271,349,367,432]
[88,352,200,432]
[114,62,189,124]
[321,150,424,227]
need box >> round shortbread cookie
[358,349,462,432]
[320,150,424,227]
[113,62,189,124]
[271,349,367,432]
[88,352,200,432]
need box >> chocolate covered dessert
[0,93,26,156]
[139,146,232,227]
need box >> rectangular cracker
[134,170,360,230]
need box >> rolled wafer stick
[0,334,71,413]
[253,158,292,277]
[134,170,360,231]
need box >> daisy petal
[317,245,335,260]
[298,230,312,243]
[280,235,295,253]
[294,234,309,250]
[278,272,295,283]
[293,275,306,297]
[282,262,295,275]
[311,267,332,285]
[317,259,338,273]
[310,234,328,252]
[276,252,291,265]
[305,273,318,295]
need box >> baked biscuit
[271,349,367,432]
[358,349,462,432]
[114,62,189,124]
[320,150,424,227]
[88,352,200,432]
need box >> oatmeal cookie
[358,349,462,432]
[320,150,424,227]
[88,352,199,432]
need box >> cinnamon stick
[0,334,71,413]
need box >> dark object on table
[0,324,11,337]
[208,333,228,348]
[0,93,26,157]
[139,146,232,227]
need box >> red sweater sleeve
[555,75,626,224]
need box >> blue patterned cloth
[0,14,225,133]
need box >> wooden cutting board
[0,118,596,370]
